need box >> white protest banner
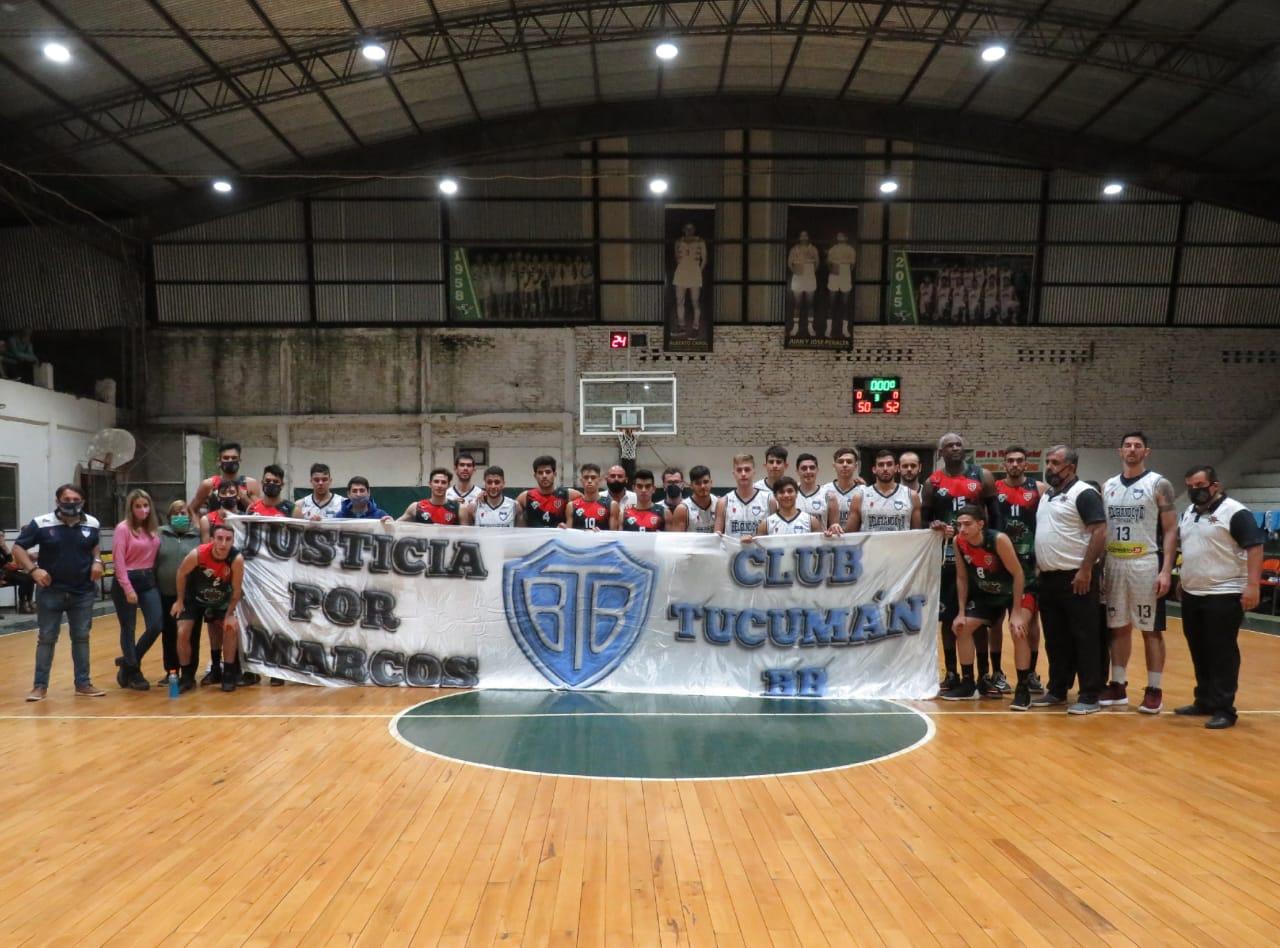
[231,518,941,699]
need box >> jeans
[34,586,97,688]
[1181,592,1242,717]
[111,570,163,668]
[159,594,202,673]
[1039,569,1104,703]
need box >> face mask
[350,496,368,508]
[263,482,282,498]
[1188,486,1212,505]
[220,460,239,474]
[607,481,626,495]
[665,484,683,502]
[220,496,238,510]
[170,514,191,532]
[58,500,83,518]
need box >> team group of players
[916,264,1024,325]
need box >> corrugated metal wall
[147,132,1280,328]
[0,226,143,330]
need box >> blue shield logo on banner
[503,540,657,688]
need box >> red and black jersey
[956,528,1015,602]
[187,542,239,608]
[927,464,985,524]
[571,496,610,530]
[621,505,665,532]
[411,498,460,525]
[246,499,294,517]
[525,488,570,528]
[994,479,1041,561]
[207,508,228,529]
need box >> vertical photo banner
[887,250,1034,325]
[448,245,596,322]
[663,205,715,352]
[784,204,859,351]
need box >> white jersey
[723,489,771,536]
[682,496,717,534]
[797,487,828,522]
[472,495,518,528]
[297,492,343,520]
[752,478,777,497]
[823,481,860,525]
[1102,471,1163,560]
[446,484,481,506]
[765,511,813,535]
[858,483,914,533]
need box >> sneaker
[25,687,47,702]
[937,671,960,694]
[1174,704,1211,716]
[991,671,1012,694]
[155,673,172,687]
[1010,684,1032,711]
[74,682,106,697]
[221,671,237,693]
[127,669,150,691]
[270,677,285,687]
[1098,681,1128,707]
[1067,700,1101,715]
[977,675,1004,699]
[1030,692,1066,708]
[940,678,979,701]
[239,672,260,686]
[1137,687,1163,714]
[178,677,196,694]
[1205,712,1236,730]
[115,657,128,689]
[200,666,222,686]
[1026,672,1045,695]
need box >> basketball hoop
[617,428,638,461]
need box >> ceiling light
[1103,182,1124,196]
[980,44,1007,63]
[648,177,669,195]
[438,177,459,196]
[879,179,900,195]
[655,42,679,61]
[43,42,71,64]
[211,179,233,194]
[361,43,387,63]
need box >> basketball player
[462,466,521,527]
[754,446,788,494]
[604,464,637,509]
[825,233,856,337]
[567,463,612,531]
[516,456,582,528]
[995,446,1048,695]
[918,275,936,322]
[681,465,716,533]
[473,254,491,319]
[823,447,863,530]
[400,469,461,525]
[673,222,707,335]
[613,469,665,532]
[1000,272,1020,324]
[501,253,518,319]
[794,454,829,527]
[756,477,818,536]
[788,231,820,336]
[189,441,260,516]
[200,480,240,542]
[844,450,920,533]
[246,465,295,517]
[921,432,1001,695]
[898,451,924,493]
[982,270,1000,323]
[1099,432,1177,713]
[965,272,983,326]
[298,463,343,521]
[715,455,776,537]
[945,506,1035,706]
[172,523,243,694]
[661,467,686,517]
[445,453,481,506]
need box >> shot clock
[852,376,902,414]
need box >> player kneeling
[171,523,244,694]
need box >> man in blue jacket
[338,476,394,522]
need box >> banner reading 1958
[231,518,941,700]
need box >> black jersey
[525,487,570,528]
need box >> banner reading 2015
[232,518,941,699]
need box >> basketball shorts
[790,272,817,294]
[1102,557,1165,632]
[828,273,852,293]
[180,595,229,622]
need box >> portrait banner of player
[447,245,596,323]
[663,205,715,353]
[783,204,858,351]
[886,249,1034,326]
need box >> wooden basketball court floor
[1,613,1276,946]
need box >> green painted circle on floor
[391,690,932,779]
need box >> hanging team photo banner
[663,205,715,353]
[783,204,859,351]
[887,249,1034,325]
[448,245,596,322]
[232,518,941,700]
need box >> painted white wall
[0,378,116,530]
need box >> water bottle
[168,670,180,698]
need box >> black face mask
[219,496,238,510]
[220,460,239,474]
[1188,486,1213,505]
[58,500,83,518]
[262,482,282,498]
[607,481,626,495]
[665,484,683,502]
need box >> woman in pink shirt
[112,489,163,690]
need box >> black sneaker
[179,676,196,694]
[270,677,285,687]
[221,673,237,693]
[1026,672,1045,695]
[200,665,222,686]
[239,672,261,686]
[977,675,1004,699]
[936,672,961,697]
[115,657,128,689]
[1029,692,1066,708]
[991,671,1012,694]
[126,669,150,691]
[940,679,979,701]
[1010,684,1032,711]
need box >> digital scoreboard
[853,376,902,414]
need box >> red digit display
[851,376,902,415]
[609,331,630,349]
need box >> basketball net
[617,427,638,460]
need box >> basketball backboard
[579,373,677,436]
